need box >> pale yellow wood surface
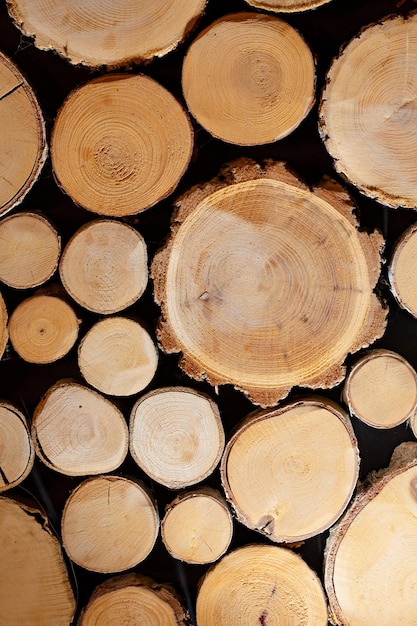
[244,0,332,11]
[0,402,34,491]
[389,222,417,317]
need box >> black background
[1,0,417,623]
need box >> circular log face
[320,13,417,209]
[7,0,207,67]
[51,74,193,217]
[0,213,60,289]
[0,291,7,361]
[221,398,359,542]
[0,403,34,491]
[196,544,328,625]
[243,0,332,11]
[153,163,386,406]
[61,476,159,573]
[129,387,224,489]
[182,13,315,145]
[0,52,47,217]
[59,219,148,314]
[389,222,417,317]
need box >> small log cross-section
[325,442,417,626]
[0,51,47,217]
[320,12,417,209]
[61,476,159,573]
[0,496,76,625]
[244,0,333,11]
[152,158,386,407]
[0,290,7,360]
[221,397,359,543]
[129,387,224,489]
[0,212,60,289]
[59,219,148,315]
[32,380,128,476]
[196,544,328,625]
[389,222,417,317]
[182,13,315,145]
[78,316,158,396]
[343,349,417,429]
[8,293,79,364]
[0,402,34,491]
[51,74,193,217]
[7,0,207,68]
[161,488,233,565]
[78,573,191,626]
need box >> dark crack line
[0,82,24,102]
[0,465,9,485]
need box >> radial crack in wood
[320,12,417,209]
[6,0,208,68]
[0,402,34,491]
[151,158,387,406]
[182,13,315,145]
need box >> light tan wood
[78,316,158,396]
[196,544,328,625]
[129,387,224,488]
[161,488,233,565]
[32,380,128,476]
[0,496,76,625]
[152,158,386,407]
[389,222,417,317]
[78,573,190,626]
[8,293,79,364]
[325,442,417,626]
[0,290,7,360]
[221,396,359,543]
[320,13,417,209]
[343,349,417,428]
[182,13,315,145]
[51,74,193,217]
[0,212,60,289]
[61,475,159,573]
[7,0,207,68]
[0,51,47,217]
[0,402,34,491]
[244,0,332,11]
[59,219,148,314]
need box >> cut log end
[389,222,417,317]
[0,403,34,491]
[244,0,332,12]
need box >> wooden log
[0,495,76,625]
[320,13,417,209]
[325,442,417,625]
[161,488,233,565]
[61,475,159,573]
[343,349,417,429]
[78,316,158,396]
[0,290,7,361]
[59,219,148,315]
[32,380,128,476]
[8,292,79,364]
[0,212,60,289]
[51,74,193,217]
[0,51,47,218]
[220,396,359,543]
[129,387,224,489]
[182,13,315,145]
[78,573,191,626]
[196,544,328,625]
[0,402,34,491]
[389,222,417,317]
[243,0,332,11]
[152,158,386,407]
[7,0,207,68]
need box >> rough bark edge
[388,221,417,317]
[59,219,148,314]
[78,572,191,625]
[342,349,417,428]
[0,401,34,491]
[50,73,194,217]
[129,386,225,489]
[319,11,417,209]
[220,395,360,543]
[244,0,332,14]
[324,441,417,625]
[31,379,129,476]
[6,0,207,69]
[151,157,386,408]
[0,51,47,217]
[161,487,233,564]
